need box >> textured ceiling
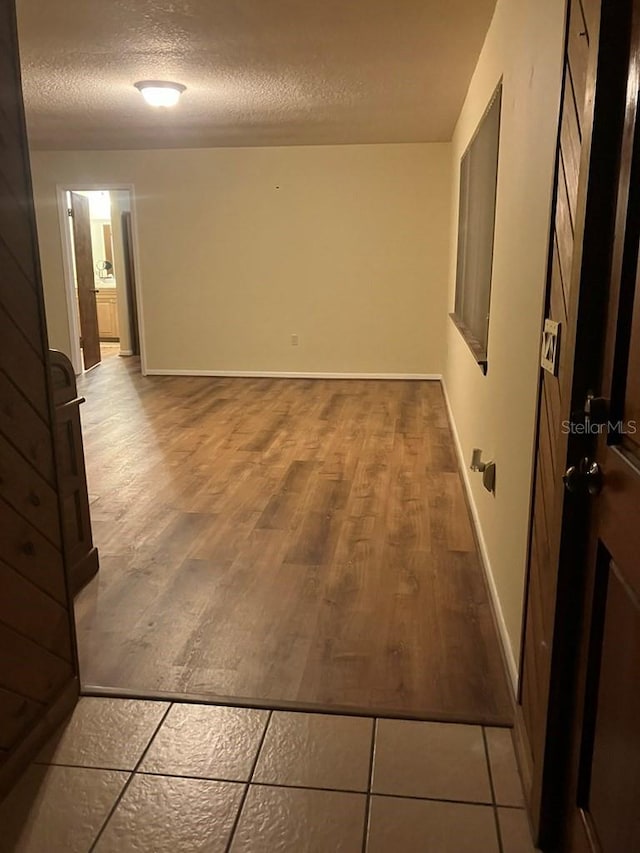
[16,0,497,150]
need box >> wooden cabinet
[95,287,119,340]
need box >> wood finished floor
[74,357,512,724]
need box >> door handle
[91,289,100,293]
[563,457,603,496]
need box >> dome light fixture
[134,80,186,108]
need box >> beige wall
[30,143,452,375]
[443,0,566,680]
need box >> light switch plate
[541,319,561,375]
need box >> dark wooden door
[515,0,633,843]
[516,0,636,846]
[564,5,640,849]
[70,192,101,370]
[516,2,598,828]
[122,210,140,356]
[0,0,79,797]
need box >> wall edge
[441,375,519,693]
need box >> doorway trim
[56,182,148,375]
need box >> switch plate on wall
[291,334,299,346]
[541,319,560,375]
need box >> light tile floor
[0,698,540,852]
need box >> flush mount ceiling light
[134,80,186,107]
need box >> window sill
[449,313,488,374]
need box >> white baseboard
[118,350,134,357]
[440,377,519,694]
[145,369,442,380]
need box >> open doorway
[59,186,143,375]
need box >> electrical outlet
[291,334,299,346]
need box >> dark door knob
[563,457,603,495]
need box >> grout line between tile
[224,709,273,853]
[482,726,504,853]
[367,791,493,807]
[130,769,497,806]
[361,717,377,853]
[135,769,367,793]
[87,701,174,853]
[32,760,160,773]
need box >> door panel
[517,0,602,836]
[70,191,101,370]
[0,690,44,751]
[564,2,640,849]
[517,0,634,845]
[587,558,640,853]
[122,211,140,355]
[0,558,72,659]
[623,259,640,432]
[0,622,74,705]
[0,297,49,418]
[0,0,79,798]
[567,0,591,116]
